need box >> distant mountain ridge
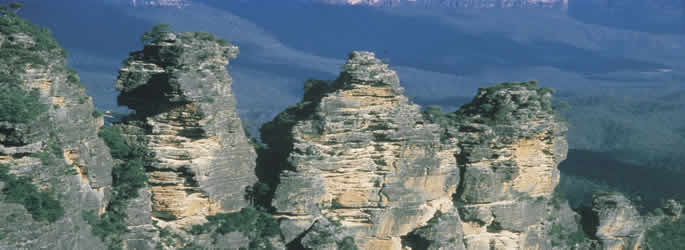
[120,0,190,8]
[309,0,568,10]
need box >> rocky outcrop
[265,52,583,249]
[592,193,646,250]
[0,13,112,249]
[452,82,580,249]
[269,51,460,248]
[115,31,257,231]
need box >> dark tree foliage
[0,87,46,123]
[190,207,280,249]
[645,216,685,249]
[141,23,172,45]
[0,165,64,223]
[85,126,149,249]
[422,105,458,141]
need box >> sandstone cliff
[452,81,577,249]
[0,11,112,249]
[114,30,258,247]
[267,51,460,248]
[4,13,681,250]
[262,51,588,249]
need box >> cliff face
[264,51,584,249]
[115,30,257,232]
[270,51,460,248]
[452,82,577,249]
[0,13,112,249]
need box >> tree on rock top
[141,23,172,45]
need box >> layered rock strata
[266,52,586,249]
[452,81,573,249]
[116,31,257,229]
[271,51,461,248]
[0,15,112,249]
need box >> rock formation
[4,14,683,250]
[452,81,573,249]
[268,51,461,248]
[592,193,646,250]
[264,51,588,249]
[0,12,112,249]
[115,30,257,232]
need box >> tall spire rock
[267,51,462,248]
[115,31,257,230]
[452,82,575,249]
[0,12,112,249]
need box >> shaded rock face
[0,17,112,249]
[453,82,570,249]
[116,32,257,229]
[592,193,646,250]
[271,52,460,248]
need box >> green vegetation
[84,126,149,249]
[455,81,556,126]
[644,216,685,249]
[0,87,46,123]
[92,109,104,118]
[191,31,230,46]
[190,207,280,249]
[338,237,358,250]
[423,105,458,142]
[141,24,172,45]
[0,165,64,223]
[548,223,587,248]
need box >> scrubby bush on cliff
[645,216,685,249]
[0,87,46,123]
[190,207,280,248]
[141,23,172,45]
[0,165,64,223]
[85,126,149,249]
[423,105,458,141]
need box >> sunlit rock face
[452,81,572,249]
[592,193,646,250]
[116,32,257,230]
[270,51,461,249]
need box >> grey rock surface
[0,17,113,250]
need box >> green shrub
[92,109,104,118]
[0,165,64,223]
[190,207,280,248]
[141,24,172,45]
[645,217,685,250]
[86,126,149,249]
[422,105,458,142]
[0,87,46,123]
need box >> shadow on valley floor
[558,149,685,210]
